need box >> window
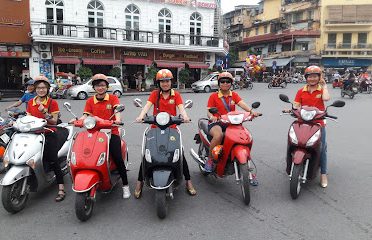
[255,27,258,35]
[307,10,314,20]
[87,0,104,38]
[342,33,352,48]
[158,8,172,43]
[190,12,202,45]
[125,4,140,41]
[358,33,367,48]
[45,0,64,35]
[264,25,268,34]
[293,11,303,23]
[268,43,276,53]
[327,33,337,48]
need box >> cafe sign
[156,50,203,62]
[53,44,114,58]
[137,0,216,9]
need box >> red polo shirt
[207,90,242,117]
[294,85,325,126]
[147,89,183,116]
[84,94,120,135]
[27,96,59,118]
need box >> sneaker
[122,185,131,199]
[204,159,214,173]
[249,174,259,186]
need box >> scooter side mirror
[251,102,260,109]
[279,94,290,103]
[208,107,218,114]
[184,100,193,109]
[63,102,72,112]
[330,100,345,108]
[115,105,125,113]
[133,98,143,108]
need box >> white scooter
[1,115,73,213]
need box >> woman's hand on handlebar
[209,115,218,123]
[182,116,191,123]
[251,111,262,117]
[135,116,144,123]
[282,109,292,114]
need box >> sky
[221,0,260,14]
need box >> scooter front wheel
[290,164,303,200]
[239,163,251,205]
[155,190,168,219]
[75,192,94,222]
[1,179,29,213]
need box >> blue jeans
[320,127,327,174]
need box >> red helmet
[304,65,321,78]
[156,69,173,81]
[218,72,234,84]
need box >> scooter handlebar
[326,114,338,120]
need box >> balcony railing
[39,22,77,37]
[123,29,153,43]
[32,22,223,48]
[325,44,372,50]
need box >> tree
[109,67,121,78]
[77,66,93,80]
[228,48,238,67]
[146,65,158,81]
[179,68,191,87]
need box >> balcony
[324,44,372,50]
[31,22,226,54]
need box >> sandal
[55,189,66,202]
[186,186,197,196]
[134,182,143,199]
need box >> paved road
[0,83,371,240]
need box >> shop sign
[136,0,216,9]
[53,44,113,58]
[0,51,30,58]
[322,58,372,67]
[123,50,148,58]
[156,50,203,62]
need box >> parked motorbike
[1,115,72,213]
[268,80,287,88]
[63,102,128,222]
[190,102,261,205]
[133,98,192,219]
[341,84,358,99]
[279,94,345,199]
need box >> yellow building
[320,0,372,70]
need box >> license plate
[0,133,10,144]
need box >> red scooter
[190,102,261,205]
[279,94,345,199]
[63,102,128,221]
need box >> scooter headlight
[172,149,180,163]
[289,126,298,144]
[145,149,151,163]
[96,152,106,166]
[70,152,76,165]
[300,109,316,121]
[156,112,170,126]
[306,130,321,147]
[83,117,96,130]
[3,155,10,168]
[227,114,244,124]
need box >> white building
[29,0,226,88]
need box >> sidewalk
[0,88,195,102]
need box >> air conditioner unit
[205,54,211,61]
[39,43,51,52]
[363,51,368,55]
[40,52,52,60]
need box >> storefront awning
[264,57,294,67]
[124,58,153,65]
[156,61,185,68]
[53,57,80,64]
[186,62,209,69]
[83,58,120,65]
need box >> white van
[226,68,245,81]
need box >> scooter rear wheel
[75,192,94,221]
[197,143,209,176]
[268,83,273,89]
[1,179,29,213]
[239,163,251,205]
[290,164,303,200]
[155,190,167,219]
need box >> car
[191,72,220,93]
[67,76,123,100]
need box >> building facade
[320,0,372,71]
[0,0,31,90]
[29,0,225,88]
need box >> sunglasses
[159,79,171,82]
[220,80,232,84]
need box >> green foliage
[228,48,238,67]
[147,65,158,80]
[109,67,122,78]
[179,68,191,85]
[77,66,93,80]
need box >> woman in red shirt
[75,74,131,199]
[27,75,66,202]
[134,69,196,198]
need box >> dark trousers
[137,154,191,181]
[44,132,64,184]
[110,134,128,185]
